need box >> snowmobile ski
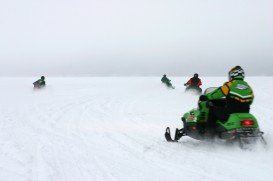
[165,127,177,142]
[165,127,186,142]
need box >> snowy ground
[0,77,272,181]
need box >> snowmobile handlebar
[198,97,227,108]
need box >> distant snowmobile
[184,85,202,95]
[161,75,175,89]
[33,76,46,89]
[165,87,266,149]
[184,73,202,95]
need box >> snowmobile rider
[184,73,202,87]
[199,66,254,132]
[161,74,171,83]
[33,76,46,88]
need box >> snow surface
[0,77,272,181]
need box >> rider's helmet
[194,73,198,78]
[41,76,45,80]
[228,66,245,81]
[163,74,166,77]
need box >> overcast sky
[0,0,272,76]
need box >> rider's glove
[184,83,187,86]
[199,95,208,102]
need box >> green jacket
[206,79,254,104]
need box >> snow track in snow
[0,77,272,181]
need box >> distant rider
[161,74,175,89]
[184,73,202,87]
[199,66,254,132]
[33,76,46,88]
[161,74,171,83]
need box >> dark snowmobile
[162,81,175,89]
[33,76,46,89]
[161,76,175,89]
[165,87,266,149]
[185,85,202,95]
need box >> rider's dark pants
[206,105,250,130]
[206,106,229,129]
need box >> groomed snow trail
[0,77,272,181]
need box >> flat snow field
[0,77,272,181]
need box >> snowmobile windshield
[204,87,218,94]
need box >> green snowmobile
[165,87,266,149]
